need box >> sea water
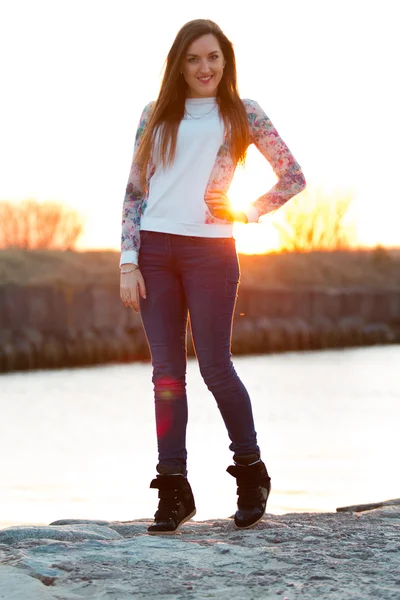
[1,346,399,527]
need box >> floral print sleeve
[120,101,154,263]
[243,99,306,221]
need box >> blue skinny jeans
[138,231,260,473]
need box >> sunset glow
[1,0,399,253]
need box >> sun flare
[229,145,281,254]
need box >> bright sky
[1,0,399,252]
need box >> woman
[120,19,306,534]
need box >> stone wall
[1,284,399,372]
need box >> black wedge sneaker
[227,453,271,529]
[147,473,196,535]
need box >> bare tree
[273,184,357,251]
[0,199,84,250]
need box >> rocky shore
[1,500,399,599]
[1,284,399,373]
[1,249,400,372]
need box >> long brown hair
[135,19,250,190]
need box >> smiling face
[181,34,225,98]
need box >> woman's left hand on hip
[204,190,248,223]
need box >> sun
[233,221,281,254]
[229,145,282,254]
[77,144,285,254]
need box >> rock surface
[2,282,400,373]
[1,506,400,599]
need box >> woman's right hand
[120,266,147,313]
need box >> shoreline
[0,507,331,532]
[1,282,399,374]
[1,248,400,374]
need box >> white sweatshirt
[120,97,307,266]
[122,97,236,265]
